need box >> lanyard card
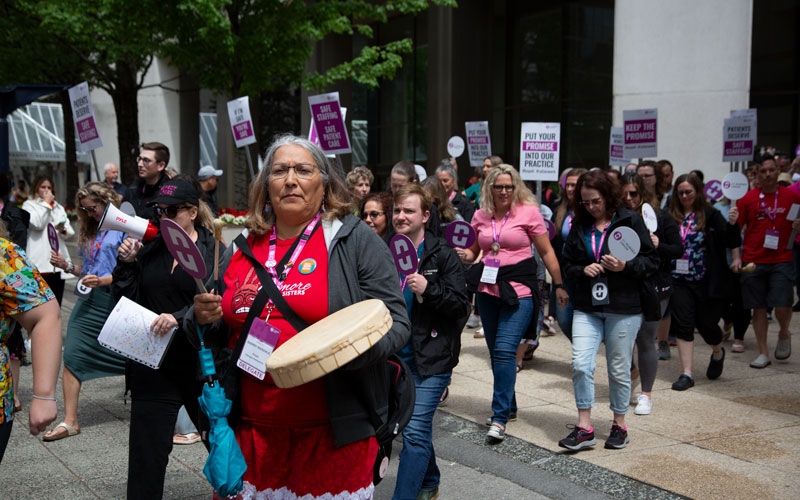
[237,319,281,380]
[481,258,500,284]
[764,229,780,250]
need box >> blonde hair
[75,182,119,252]
[479,164,539,216]
[245,135,354,236]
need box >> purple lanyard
[759,189,778,228]
[490,213,510,254]
[591,222,609,262]
[266,212,321,291]
[680,212,695,247]
[84,231,108,274]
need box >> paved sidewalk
[4,236,798,499]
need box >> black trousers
[126,340,205,500]
[669,280,724,345]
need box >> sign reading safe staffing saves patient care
[68,82,103,152]
[308,92,351,155]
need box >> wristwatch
[553,283,564,289]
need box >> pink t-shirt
[472,203,546,298]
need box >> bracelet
[66,262,75,274]
[32,394,57,401]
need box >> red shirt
[222,229,329,426]
[737,185,800,263]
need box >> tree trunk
[60,90,79,206]
[111,61,141,183]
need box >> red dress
[217,231,377,499]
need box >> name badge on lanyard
[764,229,780,250]
[675,213,693,274]
[761,190,780,250]
[237,318,281,380]
[481,258,500,284]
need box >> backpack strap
[233,233,310,332]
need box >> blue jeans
[476,293,534,426]
[555,280,576,341]
[392,363,451,500]
[572,310,641,415]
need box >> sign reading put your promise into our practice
[465,121,492,167]
[519,122,560,182]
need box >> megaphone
[98,203,158,241]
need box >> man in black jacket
[123,142,171,220]
[390,184,470,500]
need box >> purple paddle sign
[544,219,556,241]
[47,223,59,252]
[445,220,476,249]
[160,219,207,292]
[704,180,723,202]
[389,234,418,275]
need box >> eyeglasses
[580,198,604,207]
[154,205,193,218]
[492,184,514,192]
[80,205,99,213]
[624,190,639,198]
[362,211,385,220]
[136,156,156,165]
[270,163,319,179]
[677,190,695,197]
[638,173,655,178]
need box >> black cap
[147,178,200,206]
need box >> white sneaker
[634,394,652,415]
[473,327,485,339]
[466,314,481,329]
[775,336,791,360]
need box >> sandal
[731,343,745,353]
[516,363,523,373]
[173,432,201,445]
[438,386,449,406]
[13,402,21,414]
[43,422,80,442]
[522,344,537,361]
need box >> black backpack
[370,354,416,485]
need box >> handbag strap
[233,233,310,332]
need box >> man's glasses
[492,184,514,192]
[580,198,604,207]
[677,190,695,197]
[154,205,193,218]
[136,156,156,165]
[271,163,318,179]
[80,205,99,213]
[362,211,385,220]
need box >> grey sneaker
[658,341,671,360]
[750,353,771,369]
[486,423,505,444]
[775,336,791,360]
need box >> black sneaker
[604,423,629,449]
[558,425,596,451]
[706,347,725,380]
[671,373,695,391]
[793,300,800,312]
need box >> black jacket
[452,191,475,222]
[123,172,170,220]
[407,232,470,378]
[673,205,741,300]
[563,207,658,315]
[1,198,30,249]
[652,209,684,297]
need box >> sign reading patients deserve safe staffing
[227,97,257,149]
[519,122,560,181]
[68,82,103,152]
[623,108,658,159]
[465,121,492,167]
[609,126,627,167]
[722,109,757,162]
[308,92,351,155]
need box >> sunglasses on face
[580,198,603,207]
[624,190,639,198]
[154,205,193,218]
[677,190,695,197]
[362,211,385,220]
[80,205,99,213]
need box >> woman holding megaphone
[44,182,127,442]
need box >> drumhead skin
[266,299,393,388]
